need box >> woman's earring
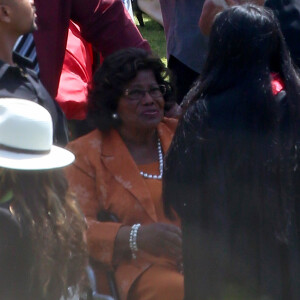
[112,113,119,119]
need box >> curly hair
[0,168,87,300]
[87,47,175,131]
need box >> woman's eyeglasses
[124,85,166,101]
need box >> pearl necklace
[140,138,163,180]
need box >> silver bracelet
[129,223,141,260]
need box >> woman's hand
[114,223,182,264]
[137,223,182,262]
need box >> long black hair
[163,5,300,298]
[198,4,299,96]
[187,3,300,128]
[166,3,300,224]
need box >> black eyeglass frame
[123,84,167,101]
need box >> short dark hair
[87,48,174,131]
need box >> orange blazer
[65,118,178,300]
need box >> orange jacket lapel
[100,119,177,222]
[101,129,157,222]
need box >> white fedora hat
[0,98,74,170]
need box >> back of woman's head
[182,5,300,244]
[88,47,174,131]
[212,5,279,64]
[200,4,296,95]
[0,168,87,300]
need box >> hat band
[0,144,50,155]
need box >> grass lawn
[135,15,167,66]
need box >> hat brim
[0,145,75,170]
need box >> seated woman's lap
[128,264,184,300]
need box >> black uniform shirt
[0,55,68,146]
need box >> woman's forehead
[126,70,157,87]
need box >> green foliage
[135,15,167,66]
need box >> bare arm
[199,0,265,36]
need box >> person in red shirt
[33,0,150,99]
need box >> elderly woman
[164,4,300,300]
[65,48,183,300]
